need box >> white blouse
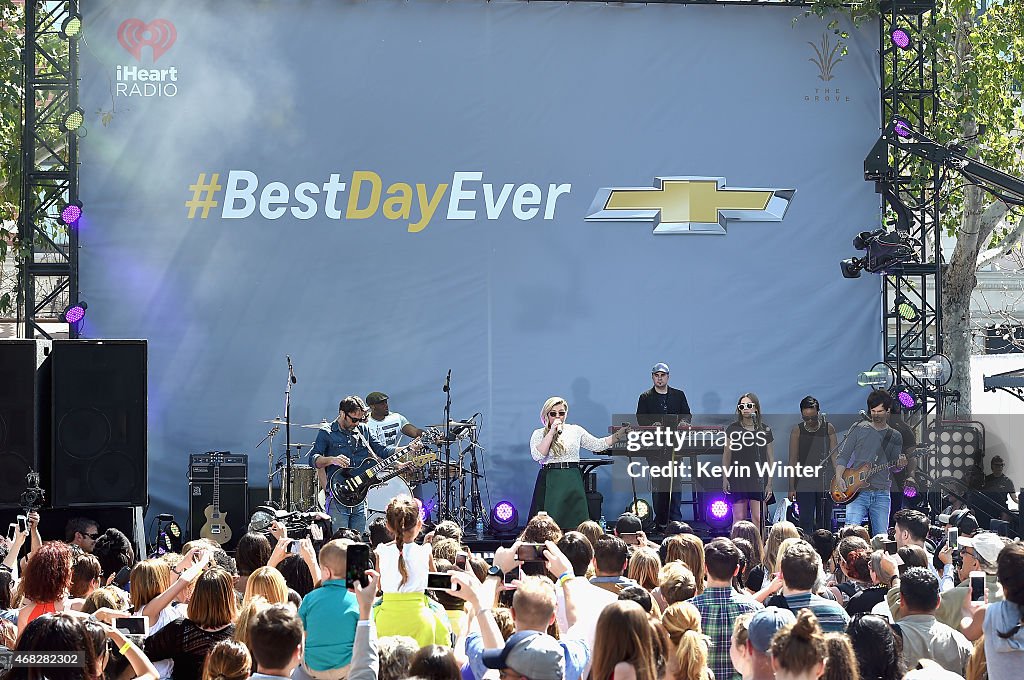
[530,423,614,464]
[375,541,431,593]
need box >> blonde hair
[130,560,172,609]
[234,595,271,655]
[628,548,662,591]
[675,534,706,594]
[661,602,711,680]
[540,397,568,455]
[764,521,800,574]
[243,566,289,605]
[386,495,422,588]
[203,639,252,680]
[318,539,348,577]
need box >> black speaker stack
[188,452,248,552]
[0,340,147,543]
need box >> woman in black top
[722,393,774,534]
[145,568,237,680]
[787,396,837,536]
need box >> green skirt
[373,592,452,647]
[530,466,589,529]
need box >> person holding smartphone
[530,396,629,529]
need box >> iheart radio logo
[117,18,176,62]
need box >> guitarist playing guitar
[833,389,907,536]
[310,395,422,534]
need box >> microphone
[443,369,451,393]
[819,412,828,423]
[287,355,297,384]
[859,410,870,421]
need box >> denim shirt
[309,420,395,485]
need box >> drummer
[365,391,425,446]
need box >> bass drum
[365,476,413,524]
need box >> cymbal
[300,421,333,429]
[286,443,314,448]
[262,418,289,426]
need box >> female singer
[722,392,774,533]
[530,396,628,529]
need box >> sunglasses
[738,403,757,410]
[345,413,368,423]
[802,415,820,421]
[83,532,100,540]
[548,410,567,417]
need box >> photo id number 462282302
[0,651,84,669]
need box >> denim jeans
[326,496,367,534]
[843,489,891,536]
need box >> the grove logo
[117,18,176,62]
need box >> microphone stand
[284,357,296,510]
[442,370,452,523]
[254,426,280,502]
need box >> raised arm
[142,549,210,627]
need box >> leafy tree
[0,0,24,315]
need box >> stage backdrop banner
[79,0,882,524]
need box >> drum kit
[257,414,486,529]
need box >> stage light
[60,201,82,225]
[61,108,85,133]
[858,362,895,389]
[841,225,916,279]
[894,386,918,411]
[60,14,82,40]
[890,28,911,50]
[840,257,865,279]
[908,353,953,386]
[895,295,920,322]
[903,483,918,499]
[62,300,87,325]
[894,119,912,138]
[626,498,653,522]
[705,494,733,529]
[490,500,518,534]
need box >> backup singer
[788,396,837,535]
[530,396,629,529]
[722,392,774,533]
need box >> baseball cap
[652,362,670,374]
[481,631,565,680]
[365,391,389,406]
[747,606,796,653]
[992,456,1004,465]
[958,532,1004,565]
[615,513,642,534]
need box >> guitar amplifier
[189,452,248,482]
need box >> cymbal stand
[466,419,486,531]
[440,370,453,523]
[255,425,281,500]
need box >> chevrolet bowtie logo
[586,176,795,235]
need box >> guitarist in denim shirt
[311,395,396,533]
[834,389,906,536]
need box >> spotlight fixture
[61,300,88,325]
[857,362,895,389]
[908,353,953,386]
[890,28,912,50]
[705,494,733,529]
[624,498,656,531]
[60,201,82,225]
[61,107,85,133]
[490,500,519,535]
[60,14,82,40]
[893,119,913,138]
[895,295,920,322]
[892,385,920,412]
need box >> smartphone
[970,571,986,602]
[345,543,372,589]
[456,552,468,570]
[883,540,898,555]
[516,543,546,562]
[6,524,15,542]
[288,540,300,555]
[427,572,454,591]
[16,515,26,533]
[504,568,519,589]
[619,532,640,546]
[114,565,132,588]
[947,527,959,551]
[114,616,149,636]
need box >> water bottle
[475,517,484,539]
[599,515,607,531]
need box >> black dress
[725,422,774,498]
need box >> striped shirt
[690,586,763,680]
[779,592,850,633]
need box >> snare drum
[281,464,318,510]
[365,477,413,524]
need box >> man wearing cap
[890,531,1006,627]
[983,456,1019,518]
[731,607,796,680]
[636,363,692,529]
[481,631,566,680]
[365,392,425,447]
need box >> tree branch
[976,211,1022,269]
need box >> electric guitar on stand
[200,453,233,545]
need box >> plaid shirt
[691,586,763,680]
